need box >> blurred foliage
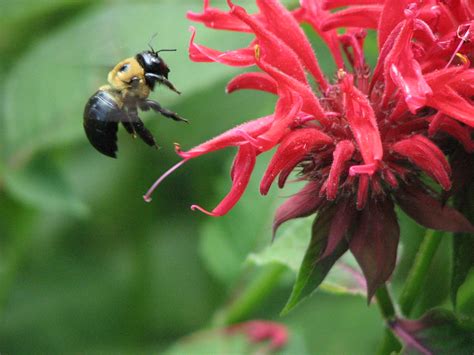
[0,1,471,354]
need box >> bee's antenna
[157,49,177,53]
[148,32,159,52]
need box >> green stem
[214,264,286,326]
[377,328,401,355]
[399,229,442,316]
[375,285,401,354]
[375,284,396,321]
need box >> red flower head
[144,0,474,299]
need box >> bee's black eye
[119,64,129,72]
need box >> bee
[83,45,187,158]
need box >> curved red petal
[188,27,255,66]
[256,0,329,90]
[426,86,474,128]
[341,74,383,168]
[226,72,277,94]
[186,0,251,32]
[257,58,328,126]
[260,128,333,195]
[378,0,410,49]
[383,19,432,112]
[323,0,382,10]
[228,1,308,84]
[392,135,452,190]
[295,1,344,68]
[192,143,257,216]
[177,115,274,159]
[326,140,355,200]
[322,6,382,31]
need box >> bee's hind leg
[127,108,158,148]
[139,99,188,123]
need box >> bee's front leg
[139,99,188,123]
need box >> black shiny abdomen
[83,90,126,158]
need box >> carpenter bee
[84,45,187,158]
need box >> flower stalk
[214,264,287,327]
[398,229,442,316]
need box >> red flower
[144,0,474,298]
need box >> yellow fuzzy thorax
[107,57,150,100]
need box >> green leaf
[247,215,313,273]
[391,308,474,355]
[281,207,348,315]
[248,215,367,311]
[456,269,474,317]
[1,2,252,165]
[452,230,474,308]
[452,154,474,307]
[3,153,88,217]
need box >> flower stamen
[143,159,189,203]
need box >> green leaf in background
[390,308,474,355]
[456,269,474,318]
[0,1,254,213]
[3,153,88,217]
[452,180,474,308]
[1,2,252,164]
[248,212,367,315]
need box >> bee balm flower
[144,0,474,298]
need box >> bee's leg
[127,108,158,148]
[139,99,188,123]
[144,73,181,94]
[122,120,136,137]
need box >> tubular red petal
[177,115,274,159]
[326,140,355,200]
[356,174,370,210]
[426,86,474,127]
[382,19,432,112]
[226,72,277,94]
[295,1,344,68]
[260,128,333,195]
[341,74,383,168]
[432,118,474,153]
[322,6,382,31]
[349,198,400,301]
[228,1,308,84]
[188,27,255,66]
[256,90,304,150]
[256,0,329,90]
[272,181,324,237]
[392,135,452,190]
[192,144,257,216]
[257,58,328,126]
[323,0,382,10]
[186,0,251,32]
[378,0,411,49]
[395,184,474,233]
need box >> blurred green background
[0,1,455,353]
